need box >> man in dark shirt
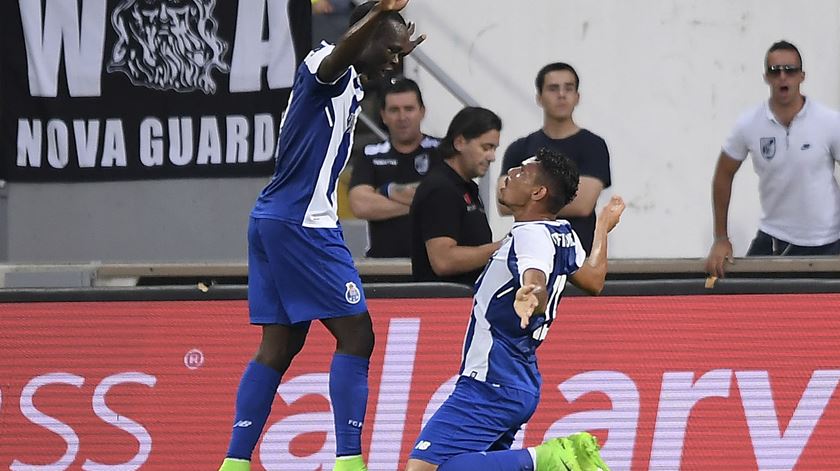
[349,78,440,257]
[411,107,503,286]
[498,62,611,254]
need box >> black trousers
[746,230,840,256]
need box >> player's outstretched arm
[570,195,625,295]
[402,21,426,56]
[318,0,421,83]
[514,269,548,329]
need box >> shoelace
[559,438,581,469]
[579,436,607,470]
[582,436,600,454]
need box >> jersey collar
[764,95,810,124]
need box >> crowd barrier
[1,283,839,470]
[4,256,840,288]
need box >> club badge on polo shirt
[415,153,430,174]
[463,193,478,212]
[760,137,776,160]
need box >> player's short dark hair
[438,107,502,159]
[349,1,406,28]
[380,77,424,109]
[765,40,802,70]
[534,147,579,214]
[535,62,580,92]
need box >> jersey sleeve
[578,134,612,188]
[721,111,751,161]
[301,44,352,92]
[416,187,462,242]
[563,230,587,274]
[508,224,555,285]
[501,137,529,175]
[349,150,375,188]
[829,110,840,163]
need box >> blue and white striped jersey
[459,220,586,394]
[251,43,364,228]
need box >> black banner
[0,0,311,181]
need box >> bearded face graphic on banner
[107,0,230,94]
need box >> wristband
[378,182,392,198]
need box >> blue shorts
[409,376,540,465]
[247,217,368,325]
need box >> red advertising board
[1,294,839,470]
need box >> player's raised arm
[569,195,625,295]
[318,0,424,83]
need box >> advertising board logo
[184,348,205,369]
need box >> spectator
[410,107,503,286]
[348,78,441,258]
[705,40,840,278]
[311,0,354,48]
[498,62,611,254]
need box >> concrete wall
[4,179,266,262]
[0,181,7,260]
[4,1,840,262]
[2,177,371,263]
[404,0,840,257]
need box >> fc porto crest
[345,281,361,304]
[414,153,430,175]
[760,137,776,160]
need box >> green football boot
[334,455,368,471]
[535,436,583,471]
[218,458,250,471]
[568,432,610,471]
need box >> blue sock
[226,360,282,460]
[329,353,370,457]
[439,450,534,471]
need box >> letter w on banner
[0,0,312,181]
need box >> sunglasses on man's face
[766,64,802,76]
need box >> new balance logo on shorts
[233,420,253,428]
[415,440,431,451]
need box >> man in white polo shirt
[705,40,840,278]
